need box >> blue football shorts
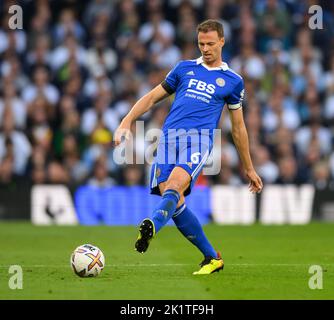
[150,136,212,196]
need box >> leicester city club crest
[216,77,225,87]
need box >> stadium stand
[0,0,333,223]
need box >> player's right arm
[113,84,170,146]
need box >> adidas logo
[186,71,195,75]
[157,210,168,218]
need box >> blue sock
[173,205,217,258]
[152,189,180,233]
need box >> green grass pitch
[0,222,333,300]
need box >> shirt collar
[196,56,229,71]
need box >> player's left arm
[229,108,263,193]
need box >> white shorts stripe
[191,149,210,178]
[151,164,157,188]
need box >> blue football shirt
[161,56,244,137]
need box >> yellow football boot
[193,252,224,275]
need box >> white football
[70,244,105,277]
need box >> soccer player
[114,19,263,275]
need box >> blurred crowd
[0,0,334,189]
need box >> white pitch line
[0,264,190,268]
[0,263,333,269]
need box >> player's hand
[245,169,263,194]
[113,121,132,147]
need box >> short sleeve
[161,62,182,94]
[226,78,245,110]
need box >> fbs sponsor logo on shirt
[187,79,216,95]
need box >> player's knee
[165,180,184,194]
[158,182,167,195]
